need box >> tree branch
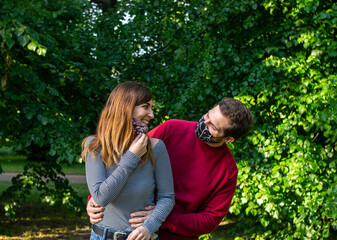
[91,0,117,11]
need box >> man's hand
[87,197,105,224]
[127,226,150,240]
[129,205,155,228]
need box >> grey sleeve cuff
[142,194,175,236]
[118,150,141,169]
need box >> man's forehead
[209,105,230,131]
[208,106,221,124]
[208,105,219,114]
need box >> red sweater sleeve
[147,122,167,139]
[87,194,92,205]
[160,173,237,236]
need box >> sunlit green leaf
[27,41,38,51]
[36,47,47,56]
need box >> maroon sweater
[148,120,238,240]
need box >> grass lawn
[0,157,85,175]
[0,182,91,239]
[0,202,91,240]
[0,180,234,239]
[0,151,90,239]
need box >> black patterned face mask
[132,118,148,137]
[195,115,225,143]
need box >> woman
[82,82,175,240]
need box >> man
[87,97,253,240]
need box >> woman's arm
[86,149,141,207]
[85,134,148,207]
[140,140,175,236]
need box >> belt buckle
[151,232,158,240]
[114,231,128,240]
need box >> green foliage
[1,0,336,238]
[0,0,103,221]
[199,232,214,240]
[0,0,109,164]
[0,162,84,221]
[220,1,337,239]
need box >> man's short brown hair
[218,97,253,140]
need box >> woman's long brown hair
[81,81,154,168]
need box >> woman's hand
[127,226,150,240]
[129,133,148,158]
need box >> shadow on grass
[0,201,236,240]
[0,202,91,240]
[0,179,235,240]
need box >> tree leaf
[27,41,38,51]
[18,35,30,47]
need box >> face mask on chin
[195,115,225,143]
[132,118,148,137]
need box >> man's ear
[224,137,234,143]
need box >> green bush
[1,0,336,238]
[1,162,84,221]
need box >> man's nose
[204,116,210,124]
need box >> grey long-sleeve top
[85,138,175,236]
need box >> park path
[0,172,87,184]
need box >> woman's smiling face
[132,99,154,126]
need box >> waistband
[92,224,130,240]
